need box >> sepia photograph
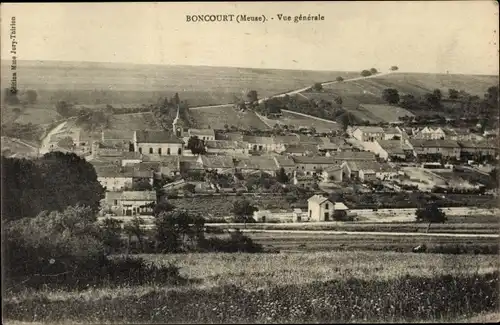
[1,1,499,324]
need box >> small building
[103,191,156,217]
[95,165,134,191]
[234,156,278,176]
[458,140,498,161]
[409,139,461,161]
[307,195,349,222]
[352,126,385,142]
[243,136,276,152]
[121,151,143,166]
[322,165,343,183]
[134,130,184,156]
[413,127,446,140]
[283,144,319,156]
[198,155,235,173]
[187,128,216,141]
[205,140,248,156]
[274,155,296,176]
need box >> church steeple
[172,104,182,137]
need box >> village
[39,109,498,226]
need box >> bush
[199,229,263,253]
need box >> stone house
[134,130,184,156]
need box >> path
[240,229,498,238]
[39,121,68,155]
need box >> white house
[103,191,156,217]
[134,130,184,156]
[414,127,446,140]
[307,195,349,222]
[96,166,134,191]
[187,128,216,141]
[352,126,385,142]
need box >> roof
[180,161,204,171]
[442,128,458,136]
[95,165,135,178]
[135,130,184,144]
[323,165,343,172]
[409,139,460,149]
[136,162,161,172]
[120,191,156,201]
[307,194,330,205]
[327,151,376,161]
[243,136,275,145]
[292,156,339,165]
[297,135,324,144]
[205,140,247,150]
[345,160,390,173]
[377,140,413,155]
[236,156,277,170]
[354,126,384,133]
[217,132,245,141]
[334,202,349,210]
[102,130,134,141]
[273,135,300,145]
[458,140,498,149]
[284,144,319,154]
[274,155,295,168]
[133,170,153,178]
[122,151,143,160]
[318,143,340,150]
[200,156,235,169]
[383,127,401,134]
[188,128,215,138]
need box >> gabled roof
[235,156,277,170]
[284,144,319,154]
[205,140,247,150]
[200,156,235,169]
[95,165,135,178]
[344,160,391,173]
[292,156,338,165]
[383,127,401,134]
[409,139,460,148]
[353,126,384,133]
[297,135,324,144]
[217,132,245,141]
[307,194,330,205]
[135,130,184,144]
[377,140,413,155]
[120,191,156,201]
[243,136,275,145]
[328,151,376,161]
[334,202,349,210]
[274,155,295,168]
[323,165,343,172]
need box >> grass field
[346,103,415,123]
[107,112,161,131]
[4,252,499,323]
[271,110,342,132]
[1,137,39,158]
[190,105,271,130]
[13,107,62,125]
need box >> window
[138,147,142,154]
[114,200,118,205]
[178,148,182,155]
[149,148,153,154]
[167,148,171,155]
[259,145,263,151]
[324,212,329,220]
[309,210,312,218]
[158,148,162,155]
[325,203,329,209]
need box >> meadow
[3,252,499,324]
[273,110,342,132]
[107,112,161,131]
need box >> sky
[1,1,499,75]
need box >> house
[234,156,278,176]
[103,191,156,217]
[91,141,127,160]
[374,140,415,161]
[321,165,343,183]
[283,144,319,156]
[273,155,296,176]
[187,128,215,141]
[205,140,248,156]
[273,135,301,147]
[413,127,446,140]
[134,130,184,156]
[352,126,385,142]
[243,136,277,152]
[95,165,134,191]
[198,155,235,173]
[292,152,376,175]
[318,142,342,155]
[216,132,245,141]
[292,171,317,188]
[252,209,295,223]
[383,127,405,140]
[307,195,349,222]
[342,160,397,182]
[445,128,484,142]
[179,156,204,174]
[101,130,134,147]
[121,151,143,166]
[409,139,461,160]
[458,140,498,161]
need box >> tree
[187,136,206,155]
[173,92,180,106]
[448,88,459,99]
[415,204,447,233]
[276,167,290,184]
[124,217,146,255]
[336,76,344,82]
[433,89,443,101]
[247,90,258,104]
[26,89,38,104]
[155,210,205,252]
[56,100,72,117]
[101,218,123,255]
[424,93,441,109]
[313,82,323,91]
[370,68,378,74]
[361,70,372,77]
[390,66,399,71]
[382,88,400,104]
[3,88,20,105]
[230,198,258,228]
[132,178,153,191]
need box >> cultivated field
[190,105,271,130]
[13,107,62,125]
[0,60,360,106]
[1,136,39,158]
[4,252,498,324]
[346,103,415,123]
